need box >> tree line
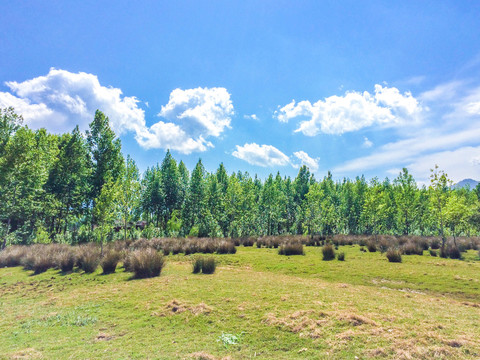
[1,107,479,249]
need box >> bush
[278,242,304,256]
[201,257,216,274]
[192,256,203,274]
[32,249,56,274]
[322,244,336,261]
[402,242,423,255]
[130,248,165,279]
[100,250,122,274]
[337,252,345,261]
[429,249,437,257]
[216,240,237,254]
[0,246,28,267]
[447,246,461,259]
[77,245,101,273]
[367,242,377,252]
[386,249,402,263]
[56,249,76,272]
[430,238,441,250]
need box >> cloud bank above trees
[0,69,234,154]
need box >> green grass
[1,245,480,359]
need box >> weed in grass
[429,249,438,257]
[217,332,243,348]
[130,248,165,279]
[322,244,336,261]
[386,249,402,263]
[337,252,345,261]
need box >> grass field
[1,245,480,359]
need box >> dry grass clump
[55,246,77,272]
[322,244,336,261]
[201,257,216,274]
[100,250,122,274]
[278,242,305,256]
[402,241,424,255]
[440,245,462,259]
[386,249,402,263]
[129,248,165,278]
[0,245,28,267]
[77,244,101,273]
[367,241,377,252]
[216,240,236,254]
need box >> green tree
[429,165,452,248]
[118,155,141,241]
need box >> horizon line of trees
[1,107,480,249]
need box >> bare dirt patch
[152,299,213,317]
[7,348,42,359]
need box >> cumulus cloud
[0,69,233,154]
[232,143,290,167]
[1,68,145,135]
[291,151,319,172]
[276,84,423,136]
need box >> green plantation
[1,236,480,359]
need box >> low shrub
[430,238,441,250]
[32,249,56,274]
[56,249,76,272]
[337,252,345,261]
[367,242,377,252]
[216,240,237,254]
[429,249,437,257]
[100,250,122,274]
[278,242,304,256]
[322,244,336,261]
[386,249,402,263]
[77,245,101,273]
[201,257,216,274]
[402,242,423,255]
[130,248,165,278]
[0,246,28,267]
[192,256,203,274]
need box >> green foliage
[33,224,51,244]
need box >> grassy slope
[1,245,479,359]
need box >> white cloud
[362,136,373,148]
[276,84,423,136]
[232,143,290,167]
[244,114,259,121]
[0,69,234,154]
[291,151,319,172]
[158,87,233,138]
[2,68,145,135]
[333,125,480,175]
[402,146,480,184]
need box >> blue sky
[1,1,480,184]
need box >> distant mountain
[452,178,479,189]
